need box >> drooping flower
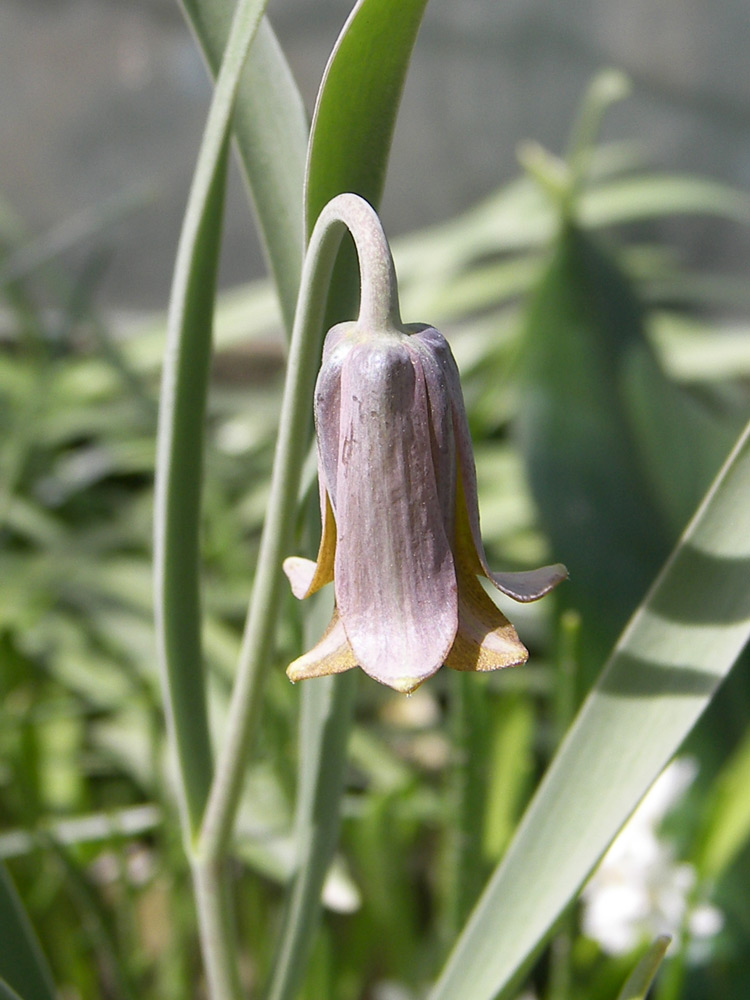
[283,322,567,694]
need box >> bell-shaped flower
[283,322,567,694]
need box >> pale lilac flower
[283,322,566,693]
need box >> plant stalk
[197,193,400,867]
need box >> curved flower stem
[197,192,399,861]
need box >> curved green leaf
[0,863,55,1000]
[305,0,430,231]
[428,417,750,1000]
[582,175,750,229]
[155,0,267,837]
[305,0,430,322]
[180,2,308,331]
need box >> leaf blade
[181,1,308,331]
[154,0,268,835]
[304,0,431,324]
[428,417,750,1000]
[615,936,671,1000]
[305,0,431,231]
[0,863,56,1000]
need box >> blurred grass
[1,115,750,999]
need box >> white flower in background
[581,758,723,956]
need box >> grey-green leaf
[180,2,308,331]
[304,0,431,323]
[155,0,267,835]
[428,416,750,1000]
[305,0,431,231]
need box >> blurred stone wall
[2,0,749,309]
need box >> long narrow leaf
[615,936,671,1000]
[0,863,56,1000]
[305,0,430,323]
[305,0,430,230]
[154,0,266,837]
[180,1,307,331]
[429,417,750,1000]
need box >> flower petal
[315,322,355,512]
[442,341,568,601]
[406,327,457,538]
[445,568,529,672]
[454,467,568,600]
[283,557,318,599]
[486,562,569,602]
[282,488,336,599]
[286,606,358,682]
[333,338,458,691]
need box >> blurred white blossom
[581,758,723,956]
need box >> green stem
[563,69,631,212]
[153,4,269,1000]
[264,669,358,1000]
[545,611,581,1000]
[192,859,244,1000]
[443,673,490,943]
[154,0,267,846]
[198,193,400,866]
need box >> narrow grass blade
[694,724,750,881]
[154,0,267,839]
[305,0,430,322]
[582,175,750,229]
[0,863,56,1000]
[615,936,671,1000]
[428,417,750,1000]
[305,0,430,230]
[180,1,308,331]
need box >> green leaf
[305,0,430,231]
[154,0,267,836]
[0,979,28,1000]
[615,936,671,1000]
[694,724,750,881]
[0,863,56,1000]
[581,175,750,229]
[304,0,431,321]
[427,417,750,1000]
[623,344,741,536]
[517,222,669,668]
[180,2,308,331]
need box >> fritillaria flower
[283,322,567,694]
